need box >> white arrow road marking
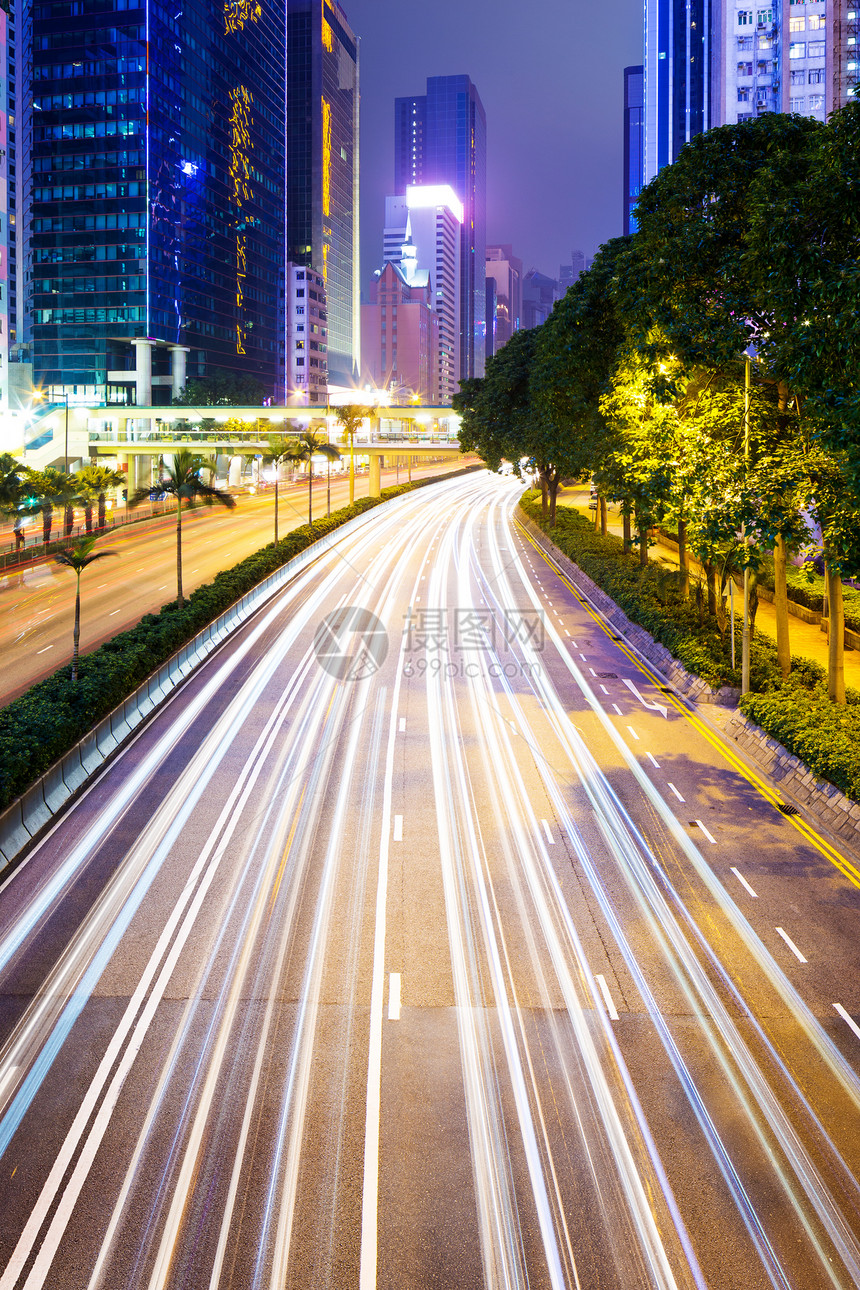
[622,677,669,719]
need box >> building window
[790,68,806,82]
[790,95,806,109]
[789,41,805,56]
[738,9,753,24]
[809,92,824,108]
[738,35,754,47]
[738,60,753,73]
[756,8,772,25]
[808,13,825,28]
[738,86,751,100]
[789,15,805,29]
[809,67,824,82]
[808,40,825,55]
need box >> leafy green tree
[173,372,268,406]
[21,468,71,544]
[74,463,126,532]
[54,535,118,682]
[0,454,25,544]
[334,405,372,504]
[129,448,236,606]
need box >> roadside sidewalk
[557,484,860,690]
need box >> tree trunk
[622,508,632,555]
[704,560,717,615]
[176,501,184,607]
[540,475,548,525]
[637,513,648,567]
[64,504,74,539]
[548,475,559,526]
[98,493,107,530]
[599,496,607,537]
[826,560,845,704]
[72,574,81,682]
[678,518,689,599]
[42,505,52,545]
[84,503,93,534]
[773,533,791,678]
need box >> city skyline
[346,0,643,294]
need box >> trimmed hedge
[0,471,468,809]
[523,493,860,803]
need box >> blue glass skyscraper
[26,0,287,403]
[624,65,644,234]
[394,75,486,382]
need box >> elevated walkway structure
[20,403,463,497]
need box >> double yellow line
[515,517,860,891]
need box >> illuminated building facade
[0,2,9,412]
[286,262,328,403]
[485,245,522,351]
[361,259,438,402]
[24,0,287,404]
[286,0,359,388]
[394,75,487,381]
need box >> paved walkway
[556,485,860,689]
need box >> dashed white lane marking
[96,583,109,589]
[612,703,623,716]
[695,820,717,844]
[834,1003,860,1043]
[731,867,758,898]
[564,630,571,637]
[626,726,639,741]
[388,973,402,1021]
[600,685,608,694]
[541,819,555,845]
[36,646,53,654]
[159,585,168,590]
[398,717,406,733]
[109,610,121,617]
[646,751,660,768]
[589,667,597,677]
[393,815,403,842]
[579,653,587,661]
[595,974,619,1021]
[667,782,685,803]
[776,927,807,963]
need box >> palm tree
[53,472,84,539]
[334,405,372,504]
[75,464,126,532]
[21,468,69,545]
[129,448,236,607]
[266,432,305,544]
[0,455,24,545]
[54,535,118,681]
[292,430,340,526]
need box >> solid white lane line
[0,1067,18,1106]
[595,974,619,1021]
[667,783,685,803]
[695,820,717,845]
[646,751,660,768]
[834,1003,860,1043]
[731,867,758,898]
[393,815,403,842]
[398,717,405,733]
[388,973,402,1021]
[776,927,808,964]
[541,819,555,845]
[626,726,639,742]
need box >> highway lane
[0,472,859,1286]
[0,457,462,707]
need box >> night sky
[344,0,644,296]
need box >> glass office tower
[26,0,287,403]
[624,65,644,234]
[286,0,359,388]
[644,0,710,182]
[395,75,487,381]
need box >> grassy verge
[0,473,466,810]
[522,494,860,803]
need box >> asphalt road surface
[0,457,461,707]
[0,470,859,1289]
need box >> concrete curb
[517,507,860,852]
[0,483,452,873]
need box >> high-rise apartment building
[394,75,487,381]
[644,0,857,184]
[25,0,288,404]
[624,66,645,233]
[361,259,438,402]
[522,269,558,330]
[286,264,328,404]
[485,245,522,350]
[287,0,359,388]
[0,3,10,413]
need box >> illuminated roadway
[0,471,860,1287]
